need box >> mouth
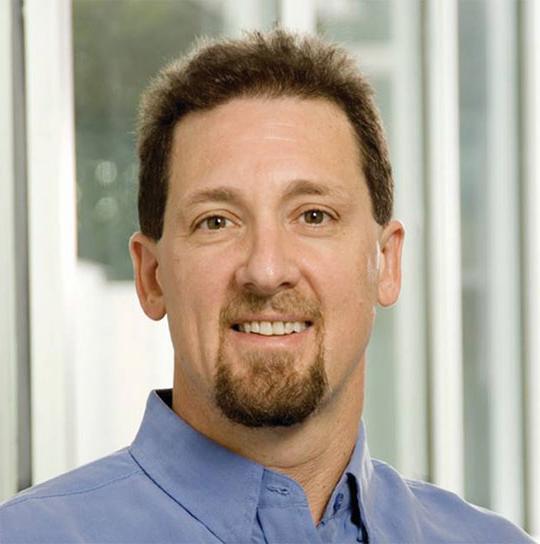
[228,319,314,348]
[231,320,313,336]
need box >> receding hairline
[136,28,394,239]
[168,94,367,175]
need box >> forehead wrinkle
[258,135,298,142]
[181,178,353,212]
[184,187,242,208]
[282,178,351,202]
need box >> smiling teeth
[239,321,308,335]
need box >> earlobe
[377,220,405,307]
[129,232,167,321]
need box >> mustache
[220,290,322,326]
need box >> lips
[228,320,313,347]
[233,320,311,336]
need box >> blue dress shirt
[0,389,535,543]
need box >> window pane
[459,0,524,523]
[316,0,391,42]
[72,0,427,483]
[317,0,427,478]
[459,0,491,508]
[72,0,278,465]
[74,0,278,280]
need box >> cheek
[322,242,377,308]
[319,246,378,373]
[162,250,219,354]
[326,266,375,339]
[164,245,228,308]
[161,248,230,364]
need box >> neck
[172,360,365,524]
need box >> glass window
[72,0,426,474]
[72,0,279,465]
[316,0,391,42]
[74,0,278,280]
[459,0,524,524]
[318,0,427,479]
[459,0,491,508]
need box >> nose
[234,223,301,296]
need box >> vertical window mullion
[392,0,429,481]
[425,0,464,495]
[279,0,316,33]
[0,0,19,501]
[24,0,77,484]
[522,0,540,537]
[222,0,272,36]
[485,0,524,525]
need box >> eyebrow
[183,178,349,209]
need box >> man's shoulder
[371,458,536,543]
[0,447,213,544]
[0,448,144,543]
[0,447,140,510]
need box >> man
[0,29,535,544]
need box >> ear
[129,232,166,321]
[377,220,405,307]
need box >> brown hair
[137,28,393,240]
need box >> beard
[214,325,328,427]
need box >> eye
[300,209,333,226]
[196,215,234,231]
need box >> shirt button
[266,485,289,496]
[333,492,344,513]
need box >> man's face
[131,96,403,428]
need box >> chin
[213,349,328,428]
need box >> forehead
[168,96,367,203]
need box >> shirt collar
[129,389,374,543]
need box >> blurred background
[1,0,539,537]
